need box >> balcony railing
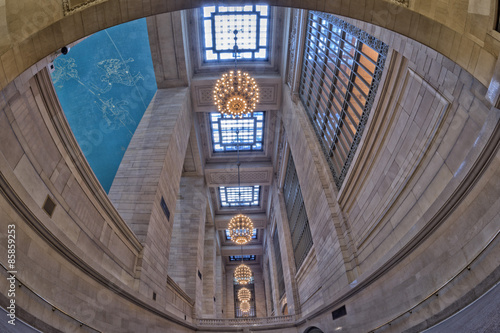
[198,315,295,327]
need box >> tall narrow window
[282,153,313,270]
[234,281,256,317]
[273,229,285,299]
[201,5,270,61]
[299,12,388,189]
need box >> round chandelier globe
[240,300,251,312]
[234,264,252,285]
[237,287,251,302]
[228,214,254,245]
[213,70,259,117]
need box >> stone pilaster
[215,254,224,318]
[265,230,279,315]
[108,87,192,299]
[281,85,352,301]
[167,176,207,317]
[272,182,302,316]
[201,224,217,317]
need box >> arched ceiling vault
[0,0,498,97]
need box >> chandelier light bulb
[228,214,254,245]
[234,264,252,285]
[238,287,251,302]
[213,71,259,117]
[240,300,251,312]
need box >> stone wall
[109,87,192,298]
[0,66,196,331]
[202,224,217,317]
[167,176,207,316]
[275,12,500,333]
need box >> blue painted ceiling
[52,18,157,193]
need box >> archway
[304,326,324,333]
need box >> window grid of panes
[234,282,256,317]
[226,229,257,240]
[202,5,270,61]
[210,112,264,152]
[283,153,313,271]
[273,229,286,299]
[299,12,387,189]
[229,255,256,261]
[219,185,260,207]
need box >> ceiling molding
[205,162,274,187]
[221,245,263,256]
[191,75,282,112]
[215,213,267,230]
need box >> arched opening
[304,327,324,333]
[281,303,288,315]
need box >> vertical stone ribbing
[272,183,302,315]
[266,226,280,315]
[281,85,351,301]
[253,267,266,318]
[108,87,192,298]
[167,176,207,317]
[225,266,236,318]
[263,259,273,316]
[215,254,224,318]
[202,224,217,317]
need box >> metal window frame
[229,255,257,261]
[210,112,265,153]
[219,185,261,207]
[299,12,388,189]
[225,229,258,240]
[273,229,286,299]
[282,153,313,270]
[201,5,270,62]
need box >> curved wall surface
[0,1,498,333]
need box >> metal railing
[198,314,295,327]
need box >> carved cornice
[305,107,500,321]
[33,68,143,252]
[0,165,196,330]
[167,276,195,306]
[63,0,108,16]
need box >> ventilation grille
[332,305,347,320]
[43,196,56,217]
[160,197,170,220]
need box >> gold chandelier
[240,300,251,312]
[213,71,259,117]
[228,214,254,245]
[234,264,252,285]
[237,287,251,302]
[213,29,259,118]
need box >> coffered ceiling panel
[205,162,274,187]
[191,75,282,112]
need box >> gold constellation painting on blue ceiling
[52,57,140,129]
[51,18,157,193]
[95,58,145,93]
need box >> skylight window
[211,112,264,152]
[202,5,270,61]
[219,186,260,207]
[229,255,256,261]
[226,229,257,240]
